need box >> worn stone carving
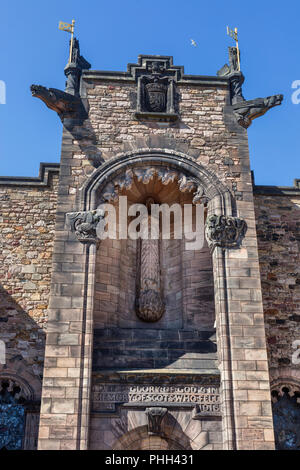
[67,209,105,243]
[134,167,156,184]
[232,94,283,129]
[101,167,207,205]
[205,214,247,250]
[31,38,90,122]
[218,46,283,126]
[30,85,81,121]
[136,58,178,120]
[136,200,165,322]
[145,407,167,436]
[157,168,178,185]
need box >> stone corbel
[66,209,105,244]
[205,214,247,250]
[145,407,167,436]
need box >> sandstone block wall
[254,187,300,378]
[0,164,59,385]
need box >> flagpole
[68,19,75,64]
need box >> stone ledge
[0,162,60,187]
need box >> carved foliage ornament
[67,209,105,243]
[205,214,247,250]
[100,167,207,205]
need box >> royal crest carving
[205,214,247,250]
[67,209,105,243]
[135,58,178,120]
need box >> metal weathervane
[59,19,75,64]
[227,26,240,71]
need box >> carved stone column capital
[66,209,105,244]
[205,214,247,250]
[145,407,167,436]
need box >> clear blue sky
[1,0,299,185]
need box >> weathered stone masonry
[0,46,299,451]
[0,163,59,448]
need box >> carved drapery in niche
[136,198,165,323]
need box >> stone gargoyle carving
[31,37,90,123]
[232,94,283,129]
[66,209,105,243]
[30,85,81,121]
[218,46,283,128]
[205,214,247,250]
[145,407,167,436]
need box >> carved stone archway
[77,149,233,215]
[65,149,246,449]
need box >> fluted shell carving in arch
[99,167,208,205]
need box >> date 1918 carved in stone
[205,214,247,250]
[145,407,167,436]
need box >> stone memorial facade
[0,41,299,450]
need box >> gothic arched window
[272,387,300,450]
[0,379,26,450]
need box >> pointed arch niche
[69,149,237,450]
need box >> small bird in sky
[191,39,197,47]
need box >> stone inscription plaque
[92,383,221,416]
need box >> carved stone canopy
[100,166,208,205]
[205,214,247,250]
[145,407,167,436]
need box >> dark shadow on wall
[93,327,218,372]
[254,192,300,371]
[0,285,45,449]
